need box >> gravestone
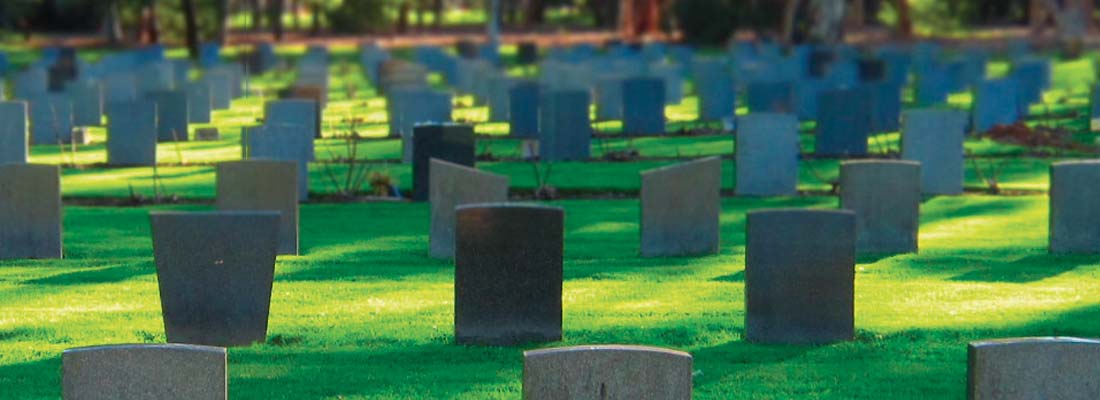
[66,80,102,126]
[204,71,232,110]
[29,94,73,145]
[244,125,311,201]
[217,161,300,255]
[411,124,476,202]
[839,160,921,254]
[0,164,62,259]
[138,62,175,93]
[13,68,48,100]
[0,101,28,164]
[429,159,509,259]
[640,157,721,257]
[746,81,796,113]
[150,211,280,347]
[863,82,901,133]
[454,204,564,345]
[387,87,453,148]
[539,89,591,161]
[62,344,226,400]
[1092,84,1100,131]
[509,81,540,138]
[146,90,189,142]
[745,209,855,344]
[487,75,513,123]
[595,75,624,121]
[693,58,736,121]
[969,337,1100,400]
[622,77,666,135]
[901,109,967,195]
[106,101,157,166]
[1049,161,1100,254]
[735,113,799,196]
[266,99,319,151]
[816,88,869,157]
[186,81,212,124]
[915,66,951,106]
[973,79,1021,133]
[102,73,138,104]
[523,345,693,400]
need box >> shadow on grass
[948,253,1093,283]
[23,263,152,286]
[0,356,60,398]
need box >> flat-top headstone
[745,209,855,344]
[146,90,189,142]
[746,81,796,114]
[539,89,591,161]
[244,125,311,201]
[186,80,212,124]
[62,344,226,400]
[1049,161,1100,254]
[524,345,693,400]
[411,124,476,202]
[693,58,736,121]
[0,101,28,164]
[901,109,967,195]
[150,211,280,347]
[429,159,508,259]
[66,80,102,127]
[973,79,1021,133]
[595,75,624,121]
[0,164,62,259]
[217,160,300,255]
[204,71,232,110]
[455,204,564,345]
[106,101,157,166]
[640,157,721,257]
[816,88,870,156]
[840,160,921,253]
[735,113,799,196]
[622,77,667,135]
[265,99,319,156]
[509,81,540,138]
[969,337,1100,400]
[29,94,73,145]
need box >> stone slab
[640,157,721,257]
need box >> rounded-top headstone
[62,343,227,400]
[969,337,1100,400]
[523,345,693,400]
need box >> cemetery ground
[4,43,1100,398]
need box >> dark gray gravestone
[13,68,48,101]
[454,204,563,345]
[411,124,476,202]
[745,209,855,344]
[217,160,299,255]
[539,89,591,161]
[693,58,736,122]
[622,77,666,135]
[816,88,869,157]
[509,81,540,138]
[106,101,157,166]
[0,101,28,164]
[735,113,799,196]
[0,164,62,259]
[523,345,692,400]
[138,62,175,94]
[640,157,721,257]
[1092,84,1100,131]
[29,94,73,145]
[429,159,509,259]
[840,160,920,254]
[62,344,227,400]
[972,78,1021,133]
[746,81,796,113]
[1050,161,1100,254]
[102,73,138,104]
[901,109,967,195]
[244,125,311,201]
[969,337,1100,400]
[150,211,280,347]
[146,90,189,142]
[186,80,212,124]
[66,80,102,127]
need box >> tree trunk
[147,0,160,44]
[291,0,300,30]
[781,0,802,44]
[525,0,545,27]
[894,0,912,39]
[181,0,200,59]
[215,0,230,44]
[103,0,124,45]
[310,1,321,36]
[433,0,443,28]
[270,0,285,41]
[397,1,410,33]
[251,0,263,31]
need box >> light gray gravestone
[216,160,300,255]
[146,90,189,142]
[901,109,967,195]
[840,160,921,254]
[735,113,799,196]
[640,157,721,257]
[66,80,103,126]
[969,337,1100,400]
[62,344,227,400]
[429,159,509,259]
[187,80,212,124]
[1049,160,1100,254]
[106,100,157,166]
[0,164,62,259]
[0,101,28,164]
[244,125,311,201]
[523,345,693,400]
[29,94,73,145]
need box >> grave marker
[640,157,721,257]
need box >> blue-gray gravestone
[745,209,855,344]
[187,80,212,124]
[217,161,299,255]
[595,75,624,121]
[29,94,73,145]
[1011,58,1050,110]
[735,113,799,196]
[454,204,564,345]
[969,337,1100,400]
[816,88,869,157]
[412,124,475,202]
[106,101,157,166]
[0,164,61,259]
[509,81,540,138]
[244,125,311,201]
[622,77,666,135]
[1049,161,1100,254]
[864,82,901,133]
[429,159,509,259]
[204,71,232,110]
[973,79,1021,133]
[139,62,175,93]
[487,75,513,123]
[265,99,318,157]
[62,344,227,400]
[0,101,28,164]
[66,80,102,126]
[915,66,951,106]
[539,89,591,161]
[746,81,796,113]
[1092,84,1100,131]
[840,160,921,254]
[150,211,280,347]
[102,73,138,104]
[640,157,721,257]
[388,87,453,158]
[146,90,189,142]
[901,109,967,195]
[523,345,693,400]
[693,58,736,121]
[13,68,48,100]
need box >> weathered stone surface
[622,77,666,135]
[746,81,796,114]
[509,81,540,138]
[29,94,73,145]
[745,209,855,344]
[187,80,212,124]
[411,124,476,202]
[244,124,311,201]
[969,337,1100,400]
[693,58,736,121]
[429,159,508,259]
[735,113,799,196]
[216,160,300,255]
[454,204,563,345]
[62,344,227,400]
[66,80,102,127]
[539,89,591,161]
[146,90,189,142]
[0,101,28,164]
[0,164,61,259]
[195,127,220,141]
[523,345,693,400]
[204,71,232,110]
[840,160,921,254]
[106,100,157,166]
[816,88,870,157]
[901,109,967,195]
[640,157,721,257]
[1049,161,1100,254]
[595,75,624,121]
[265,99,319,157]
[973,78,1021,133]
[150,211,280,347]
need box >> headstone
[266,99,319,149]
[735,113,799,196]
[1092,84,1100,131]
[901,109,967,195]
[217,161,299,255]
[62,344,227,400]
[186,81,212,124]
[454,204,563,345]
[138,62,175,93]
[595,76,624,121]
[539,89,591,161]
[106,101,157,166]
[914,66,951,106]
[195,127,219,141]
[816,88,869,157]
[411,124,476,202]
[640,157,721,257]
[622,77,666,135]
[149,211,280,346]
[523,345,693,400]
[973,79,1021,133]
[863,82,901,133]
[0,101,28,164]
[387,87,452,150]
[1049,161,1100,254]
[839,160,920,254]
[13,68,48,100]
[746,81,796,113]
[968,337,1100,400]
[509,81,540,138]
[146,90,189,142]
[429,159,509,259]
[29,94,73,145]
[66,80,102,126]
[244,125,311,201]
[102,73,138,104]
[0,164,62,259]
[745,209,855,344]
[204,71,232,110]
[487,75,513,123]
[693,58,736,122]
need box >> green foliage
[326,0,389,34]
[672,0,782,47]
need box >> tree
[525,0,545,26]
[181,0,200,59]
[894,0,912,39]
[215,0,230,43]
[270,0,284,40]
